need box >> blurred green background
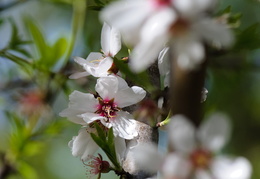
[0,0,259,178]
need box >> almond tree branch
[170,49,208,127]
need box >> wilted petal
[106,111,138,139]
[95,76,118,99]
[59,91,98,125]
[168,115,196,154]
[162,153,191,178]
[69,128,99,161]
[211,156,252,179]
[115,86,146,108]
[198,113,231,152]
[133,143,164,173]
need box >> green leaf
[18,161,38,179]
[94,123,107,141]
[235,23,260,50]
[52,37,68,61]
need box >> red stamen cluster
[95,98,120,122]
[190,149,212,169]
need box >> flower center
[190,149,211,169]
[152,0,171,8]
[95,98,121,122]
[169,18,190,37]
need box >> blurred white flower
[60,76,146,139]
[133,113,252,179]
[70,22,121,79]
[101,0,233,72]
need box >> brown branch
[170,49,207,127]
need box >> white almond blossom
[133,113,252,179]
[70,22,121,79]
[101,0,233,72]
[60,76,146,140]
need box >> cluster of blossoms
[60,23,147,177]
[59,0,253,178]
[101,0,233,71]
[133,114,252,179]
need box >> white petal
[115,86,146,108]
[175,35,205,70]
[211,156,252,179]
[114,136,127,164]
[158,47,170,76]
[198,112,231,152]
[85,52,104,66]
[106,111,138,139]
[69,128,99,161]
[101,22,112,55]
[59,91,98,125]
[100,0,153,45]
[174,0,216,17]
[69,71,90,79]
[95,76,118,99]
[80,112,105,124]
[84,52,113,77]
[130,8,176,72]
[109,27,121,56]
[132,143,164,173]
[162,153,191,178]
[74,56,87,66]
[195,18,234,48]
[90,57,113,77]
[195,169,213,179]
[168,115,196,154]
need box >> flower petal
[174,0,216,18]
[198,112,231,152]
[211,156,252,179]
[101,22,112,55]
[59,91,98,125]
[115,86,146,108]
[162,153,191,178]
[130,8,176,72]
[80,112,105,124]
[95,76,118,99]
[195,18,234,48]
[100,0,153,45]
[109,26,121,56]
[175,35,205,70]
[69,128,99,161]
[114,136,127,164]
[132,143,164,173]
[168,115,196,154]
[105,111,138,139]
[194,169,213,179]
